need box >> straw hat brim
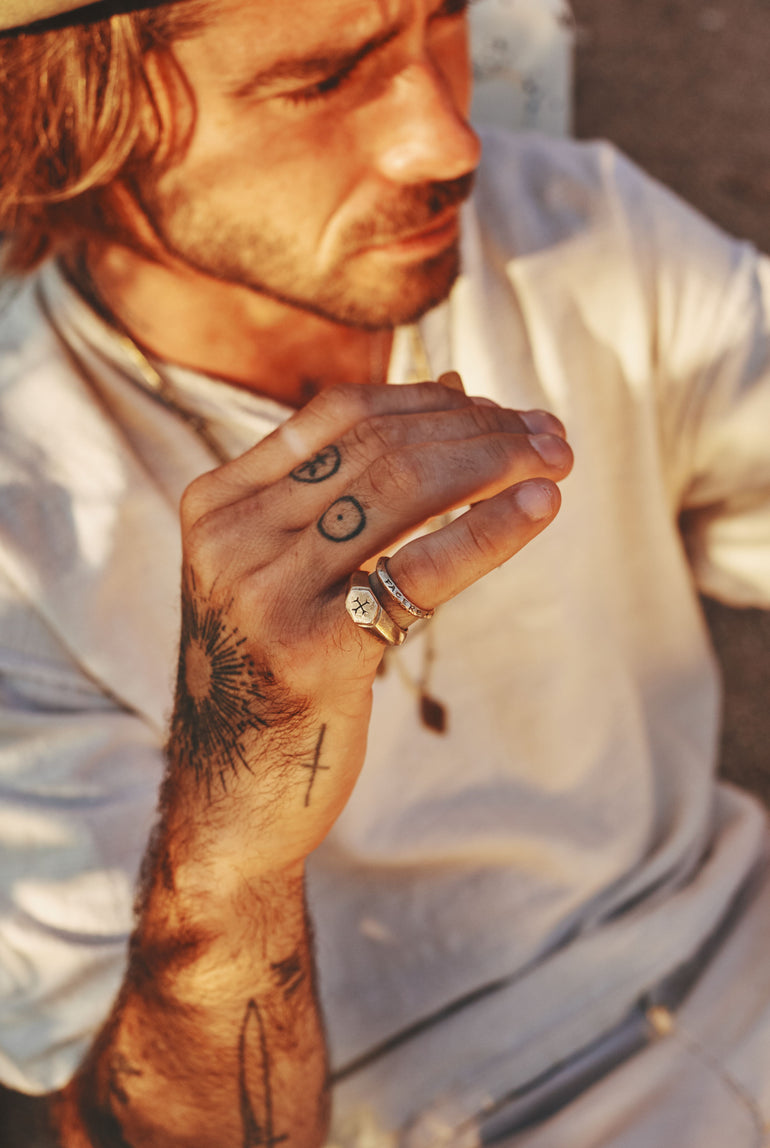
[0,0,163,32]
[0,1,95,29]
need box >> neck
[73,242,393,409]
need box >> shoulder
[0,274,59,411]
[0,265,181,724]
[0,267,147,597]
[0,269,128,495]
[476,130,626,202]
[473,129,757,287]
[473,131,637,254]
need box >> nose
[372,61,481,186]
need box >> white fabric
[1,132,770,1143]
[505,860,770,1148]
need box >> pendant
[420,693,447,734]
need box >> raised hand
[169,379,572,866]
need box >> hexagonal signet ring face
[345,586,381,626]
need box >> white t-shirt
[0,132,769,1131]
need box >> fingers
[182,376,565,516]
[283,404,568,536]
[328,478,561,660]
[301,422,571,573]
[337,403,565,464]
[519,408,567,439]
[181,382,476,527]
[181,391,572,599]
[383,478,561,618]
[187,418,570,601]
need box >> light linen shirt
[0,133,769,1133]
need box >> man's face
[135,0,481,329]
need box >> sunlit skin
[47,5,575,1143]
[85,0,481,405]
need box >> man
[0,1,769,1146]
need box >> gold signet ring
[345,572,407,647]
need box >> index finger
[184,381,478,519]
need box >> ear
[135,46,198,170]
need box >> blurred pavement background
[571,0,770,252]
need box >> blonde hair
[0,3,205,272]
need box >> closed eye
[280,0,471,108]
[432,0,472,18]
[283,58,360,105]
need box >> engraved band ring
[374,557,435,620]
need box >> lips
[394,210,459,243]
[367,209,460,254]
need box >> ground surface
[569,0,770,802]
[571,0,770,251]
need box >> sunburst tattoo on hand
[170,572,272,800]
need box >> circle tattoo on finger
[318,496,366,542]
[290,444,341,484]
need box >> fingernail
[514,481,556,521]
[528,433,570,467]
[520,409,563,436]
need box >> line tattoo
[290,444,341,483]
[108,1053,143,1108]
[317,496,366,542]
[301,724,329,807]
[271,952,306,1000]
[239,999,288,1148]
[171,573,270,798]
[77,1051,140,1148]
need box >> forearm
[54,815,329,1148]
[50,565,369,1147]
[51,694,342,1148]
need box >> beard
[135,172,475,330]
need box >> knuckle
[367,448,421,501]
[346,413,397,458]
[468,404,507,434]
[489,433,520,469]
[311,382,376,425]
[181,507,221,571]
[179,473,215,531]
[464,514,503,562]
[182,496,266,585]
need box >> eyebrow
[229,22,404,101]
